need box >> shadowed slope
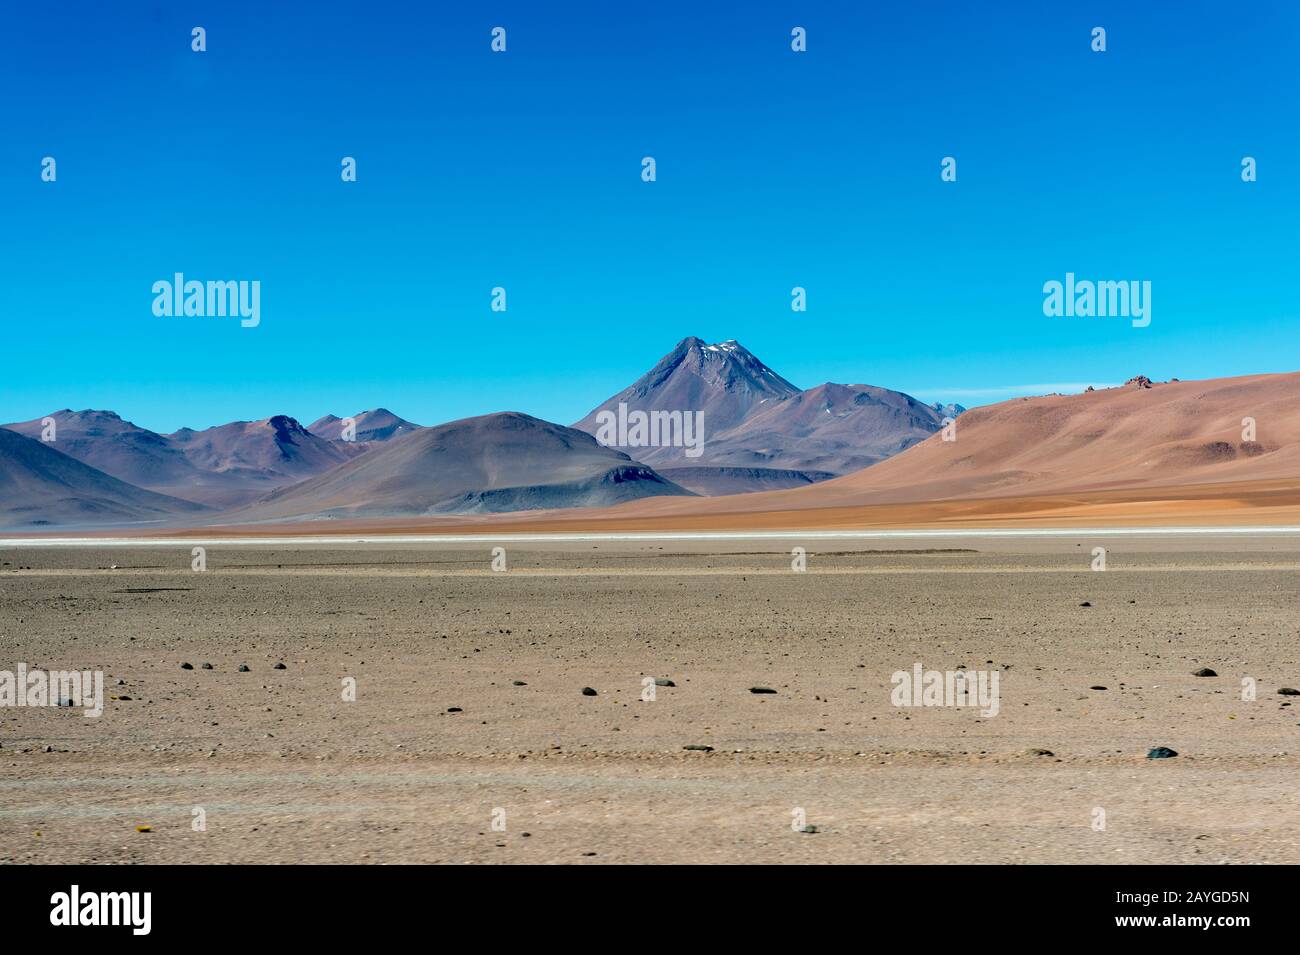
[0,427,206,528]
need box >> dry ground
[1,536,1297,864]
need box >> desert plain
[1,532,1297,864]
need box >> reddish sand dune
[821,373,1300,500]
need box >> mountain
[4,409,204,489]
[572,337,801,447]
[239,412,694,520]
[0,427,206,528]
[700,382,954,474]
[572,337,959,493]
[165,415,363,503]
[308,408,421,443]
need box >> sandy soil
[1,537,1297,864]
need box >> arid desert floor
[1,534,1298,864]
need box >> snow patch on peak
[700,339,745,356]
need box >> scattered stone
[512,680,527,686]
[115,679,126,686]
[1278,688,1300,696]
[135,825,152,833]
[1147,746,1178,759]
[1025,748,1054,757]
[683,744,714,752]
[180,662,193,670]
[801,824,819,834]
[1079,601,1092,607]
[654,678,676,687]
[749,686,777,694]
[238,664,250,672]
[1090,685,1107,691]
[44,745,54,753]
[1192,668,1217,677]
[581,687,598,696]
[273,663,287,670]
[201,663,214,670]
[447,707,463,713]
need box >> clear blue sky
[2,1,1296,432]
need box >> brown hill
[801,371,1298,505]
[163,415,363,505]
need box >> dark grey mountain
[573,338,962,494]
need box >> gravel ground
[1,537,1297,864]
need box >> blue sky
[2,1,1296,433]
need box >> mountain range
[7,355,1295,532]
[4,410,364,509]
[0,337,964,528]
